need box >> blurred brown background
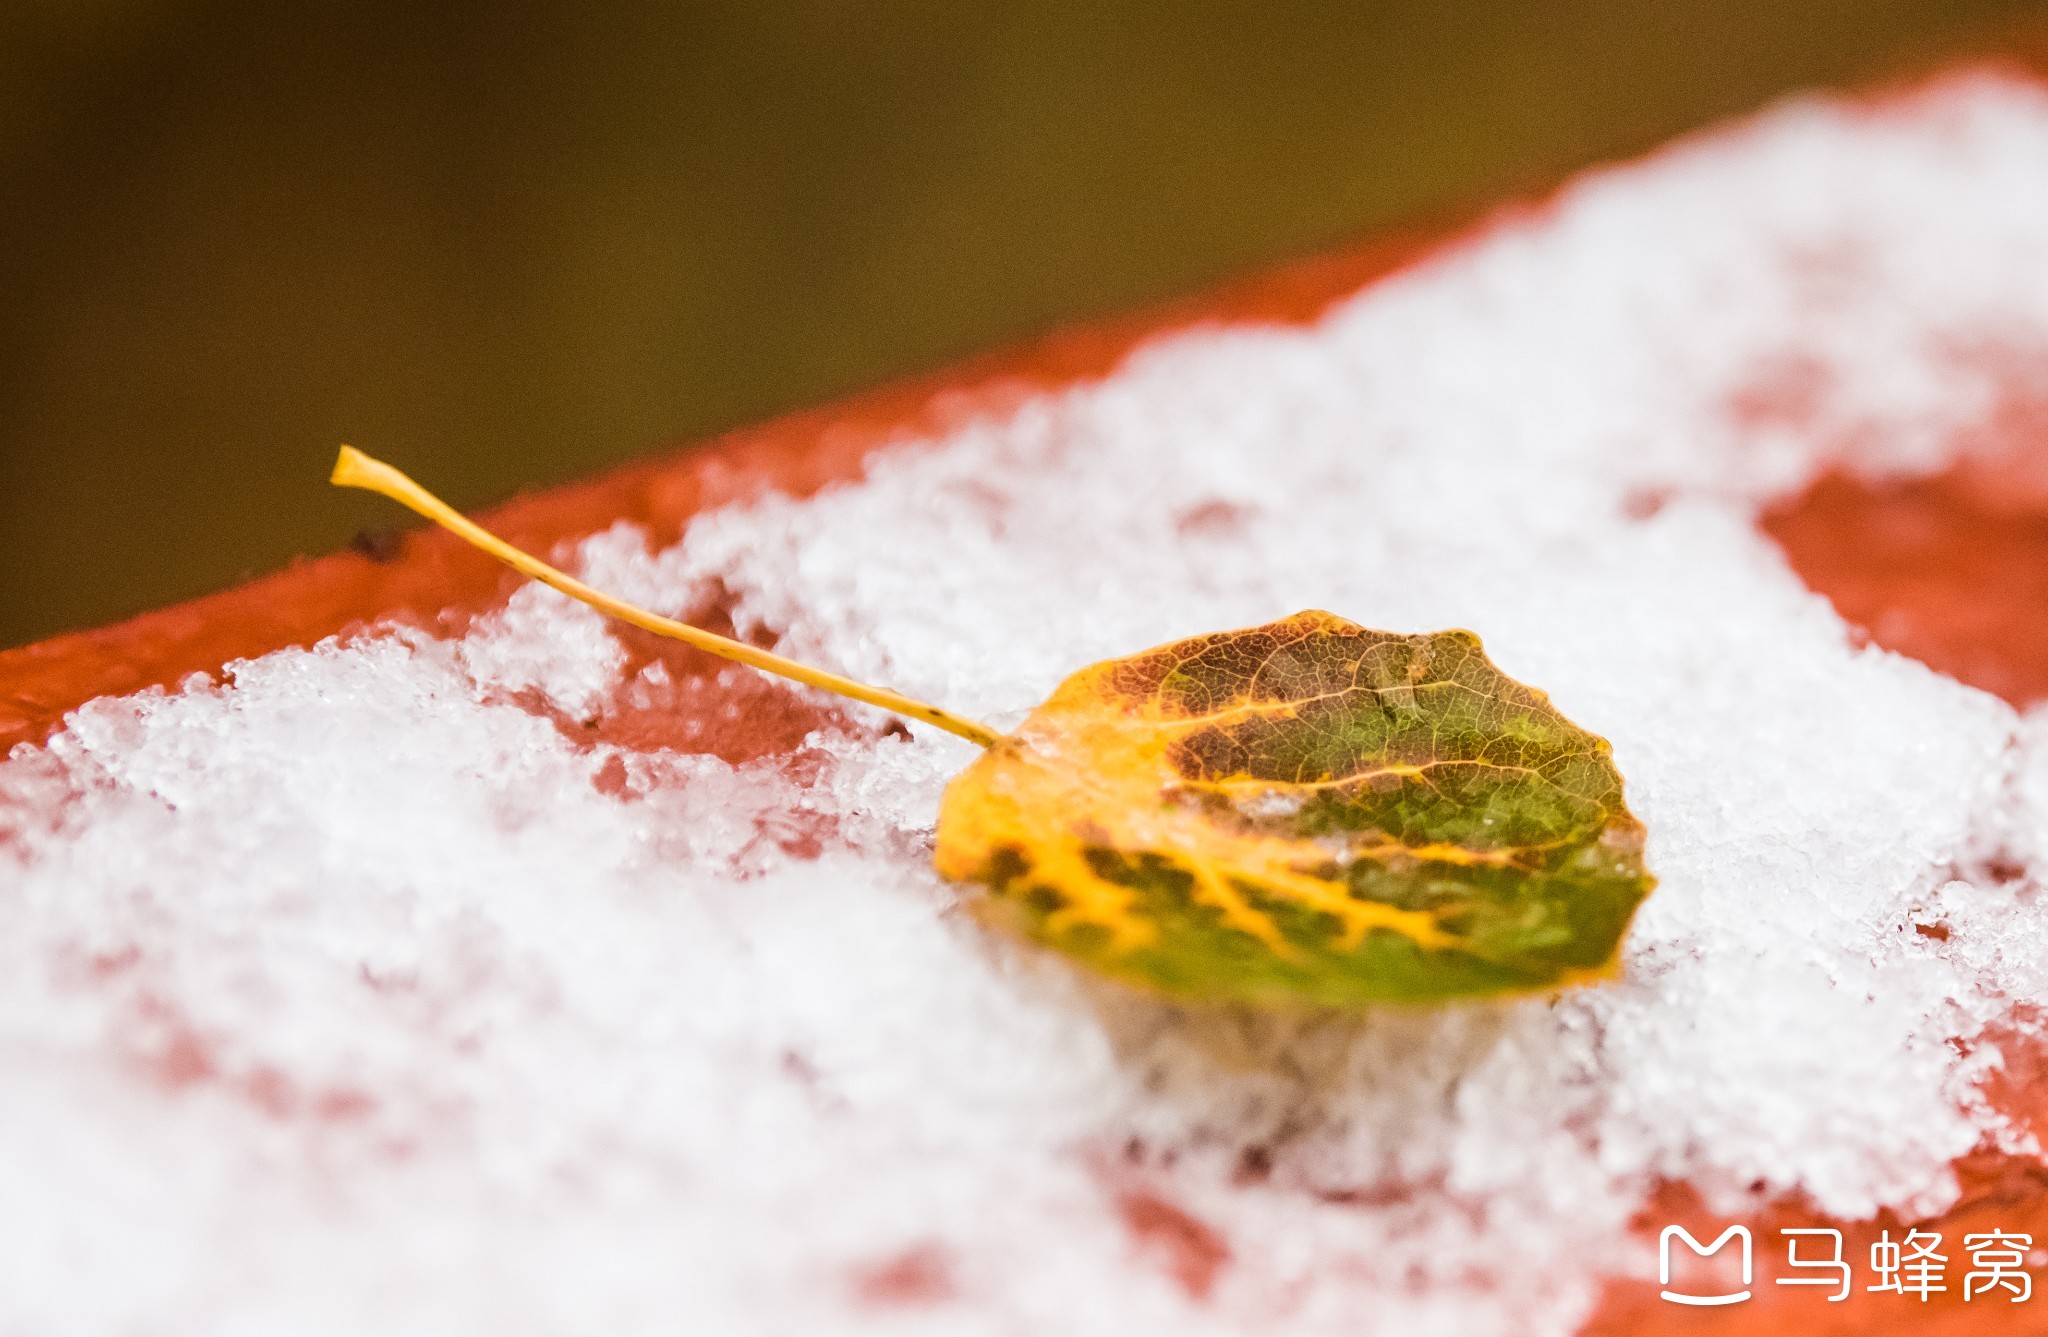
[2,1,2041,649]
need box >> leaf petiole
[330,446,1001,748]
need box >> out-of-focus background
[2,1,2040,649]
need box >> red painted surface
[1763,467,2048,709]
[10,32,2048,1337]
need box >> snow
[8,71,2048,1337]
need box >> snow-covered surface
[8,72,2048,1336]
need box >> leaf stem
[331,446,1001,748]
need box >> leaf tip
[331,444,375,490]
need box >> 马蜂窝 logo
[1659,1225,1751,1306]
[1657,1222,2036,1306]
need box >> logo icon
[1660,1225,1752,1306]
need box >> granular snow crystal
[8,70,2048,1337]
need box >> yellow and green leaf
[934,612,1653,1006]
[335,451,1655,1010]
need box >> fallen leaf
[336,450,1654,1008]
[936,612,1653,1005]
